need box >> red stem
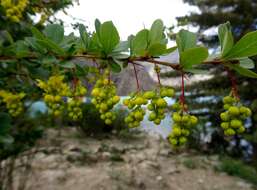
[72,68,78,93]
[133,63,140,91]
[155,64,161,87]
[179,72,187,112]
[226,68,239,99]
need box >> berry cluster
[145,87,174,125]
[91,70,120,125]
[123,92,147,128]
[220,95,252,136]
[67,81,87,121]
[0,90,26,117]
[37,75,71,117]
[1,0,28,22]
[168,103,198,147]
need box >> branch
[0,54,239,71]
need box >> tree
[178,0,257,44]
[176,0,257,162]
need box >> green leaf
[0,135,14,145]
[229,64,257,78]
[41,55,58,65]
[98,21,120,55]
[131,29,149,56]
[31,26,45,40]
[0,112,12,135]
[57,61,75,69]
[224,31,257,59]
[109,60,121,73]
[149,19,164,45]
[25,37,47,54]
[238,57,255,69]
[95,19,101,37]
[79,24,89,49]
[113,41,129,53]
[3,30,14,44]
[148,43,167,56]
[184,68,209,74]
[176,29,197,53]
[165,46,177,54]
[75,64,88,77]
[43,24,64,44]
[111,53,130,59]
[180,47,209,69]
[88,32,101,52]
[36,39,66,56]
[218,22,234,57]
[14,40,30,58]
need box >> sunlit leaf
[224,31,257,59]
[180,47,209,69]
[176,29,197,53]
[218,22,234,57]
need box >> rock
[102,152,112,160]
[167,166,180,174]
[236,181,252,188]
[156,175,163,181]
[1,128,254,190]
[140,160,160,170]
[159,149,171,157]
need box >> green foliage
[0,112,13,145]
[98,21,120,56]
[183,158,198,169]
[217,157,257,186]
[43,24,65,44]
[224,31,257,59]
[130,19,173,57]
[176,29,208,69]
[218,22,234,57]
[176,29,197,53]
[0,115,44,160]
[131,29,149,56]
[180,47,209,69]
[239,58,255,69]
[228,64,257,78]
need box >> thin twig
[225,67,239,99]
[154,64,161,87]
[132,63,140,91]
[0,55,240,71]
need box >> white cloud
[55,0,198,40]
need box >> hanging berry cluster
[145,87,175,125]
[123,92,147,128]
[91,69,120,125]
[67,80,87,121]
[220,95,252,136]
[37,75,71,117]
[0,90,26,117]
[1,0,28,22]
[168,103,198,147]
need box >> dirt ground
[0,128,254,190]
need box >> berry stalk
[132,63,140,91]
[226,67,239,100]
[179,72,187,112]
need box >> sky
[55,0,199,40]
